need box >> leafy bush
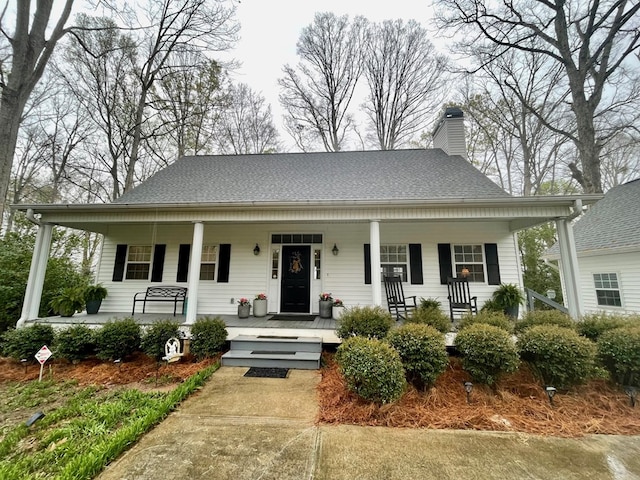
[1,324,56,361]
[189,316,227,359]
[458,310,514,333]
[94,318,141,361]
[336,306,394,339]
[0,232,88,333]
[386,324,448,389]
[406,306,451,334]
[454,324,519,386]
[514,310,575,334]
[480,298,503,313]
[517,325,597,388]
[336,337,406,404]
[141,320,181,360]
[419,297,441,309]
[49,287,85,317]
[54,325,96,362]
[597,327,640,386]
[577,313,637,342]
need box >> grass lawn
[0,362,218,480]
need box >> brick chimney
[432,107,466,158]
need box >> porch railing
[525,288,569,314]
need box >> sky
[226,0,444,147]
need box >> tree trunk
[0,93,28,223]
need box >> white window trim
[380,244,409,282]
[200,244,219,281]
[452,244,486,283]
[593,272,623,309]
[125,245,153,281]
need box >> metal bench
[132,286,187,316]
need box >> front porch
[25,312,341,344]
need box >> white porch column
[18,223,53,326]
[186,221,204,324]
[370,220,382,306]
[556,218,583,319]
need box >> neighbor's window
[380,244,408,282]
[199,245,218,281]
[453,245,485,282]
[125,245,152,280]
[593,273,622,307]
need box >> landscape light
[464,381,473,404]
[624,386,637,408]
[25,411,45,427]
[545,386,557,405]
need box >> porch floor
[26,312,341,344]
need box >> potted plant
[84,284,108,314]
[50,287,85,317]
[332,298,345,320]
[491,283,525,319]
[237,298,251,318]
[319,293,333,319]
[253,293,268,317]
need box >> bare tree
[362,19,449,150]
[279,12,366,152]
[0,0,75,222]
[217,83,280,154]
[435,0,640,193]
[151,52,226,159]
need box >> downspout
[26,208,41,226]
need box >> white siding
[576,251,640,315]
[96,221,521,316]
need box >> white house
[546,179,640,315]
[14,109,601,334]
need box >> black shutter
[438,243,453,284]
[409,244,423,285]
[217,244,231,283]
[112,244,127,282]
[485,243,501,285]
[176,244,191,282]
[151,244,166,282]
[364,244,371,285]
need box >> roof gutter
[25,208,40,226]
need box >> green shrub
[189,316,227,359]
[1,324,56,361]
[94,318,141,361]
[514,310,575,334]
[419,297,441,309]
[598,327,640,386]
[454,324,519,386]
[517,325,597,388]
[141,320,181,360]
[577,313,637,342]
[54,325,96,362]
[336,336,406,404]
[480,298,503,313]
[336,306,394,339]
[458,310,514,333]
[406,306,451,334]
[386,324,448,389]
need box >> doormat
[244,367,289,378]
[268,315,316,321]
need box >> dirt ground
[0,352,218,391]
[318,355,640,437]
[3,353,640,438]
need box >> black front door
[280,246,311,313]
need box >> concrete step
[221,350,321,370]
[229,334,322,353]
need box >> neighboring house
[14,108,601,331]
[546,179,640,315]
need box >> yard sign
[34,345,52,381]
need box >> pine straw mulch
[0,352,218,389]
[317,354,640,438]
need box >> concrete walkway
[98,367,640,480]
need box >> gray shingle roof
[547,179,640,255]
[115,149,509,204]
